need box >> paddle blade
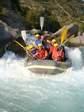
[61,26,68,44]
[21,30,27,42]
[40,17,44,31]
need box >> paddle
[40,16,44,31]
[14,40,35,60]
[60,27,74,51]
[60,26,68,45]
[21,30,28,43]
[60,26,75,46]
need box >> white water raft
[26,60,71,74]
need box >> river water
[0,48,84,112]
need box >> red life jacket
[35,48,48,59]
[59,49,64,60]
[51,47,64,61]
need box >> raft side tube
[26,60,71,74]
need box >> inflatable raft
[26,60,71,74]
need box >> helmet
[35,34,40,38]
[26,44,33,50]
[54,43,58,47]
[52,39,56,43]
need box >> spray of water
[0,49,84,112]
[0,47,83,80]
[67,48,83,69]
[0,51,37,80]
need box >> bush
[24,9,61,32]
[44,16,61,32]
[80,23,84,32]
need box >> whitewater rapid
[0,48,84,112]
[0,48,83,79]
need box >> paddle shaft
[14,40,35,60]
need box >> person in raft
[47,39,65,61]
[25,44,37,58]
[34,41,48,60]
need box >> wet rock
[6,37,26,57]
[0,20,21,57]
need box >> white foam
[0,50,84,112]
[0,48,83,84]
[67,47,83,69]
[0,51,36,80]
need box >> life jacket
[59,49,64,60]
[51,47,64,61]
[35,48,48,59]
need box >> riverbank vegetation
[0,0,84,32]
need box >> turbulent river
[0,47,84,112]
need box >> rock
[0,20,14,45]
[0,20,10,39]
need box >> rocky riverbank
[0,0,84,57]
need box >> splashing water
[0,48,84,112]
[67,48,83,69]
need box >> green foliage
[24,9,41,29]
[80,23,84,32]
[11,0,22,12]
[44,16,61,32]
[0,0,84,32]
[35,0,49,2]
[0,2,3,15]
[23,8,61,32]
